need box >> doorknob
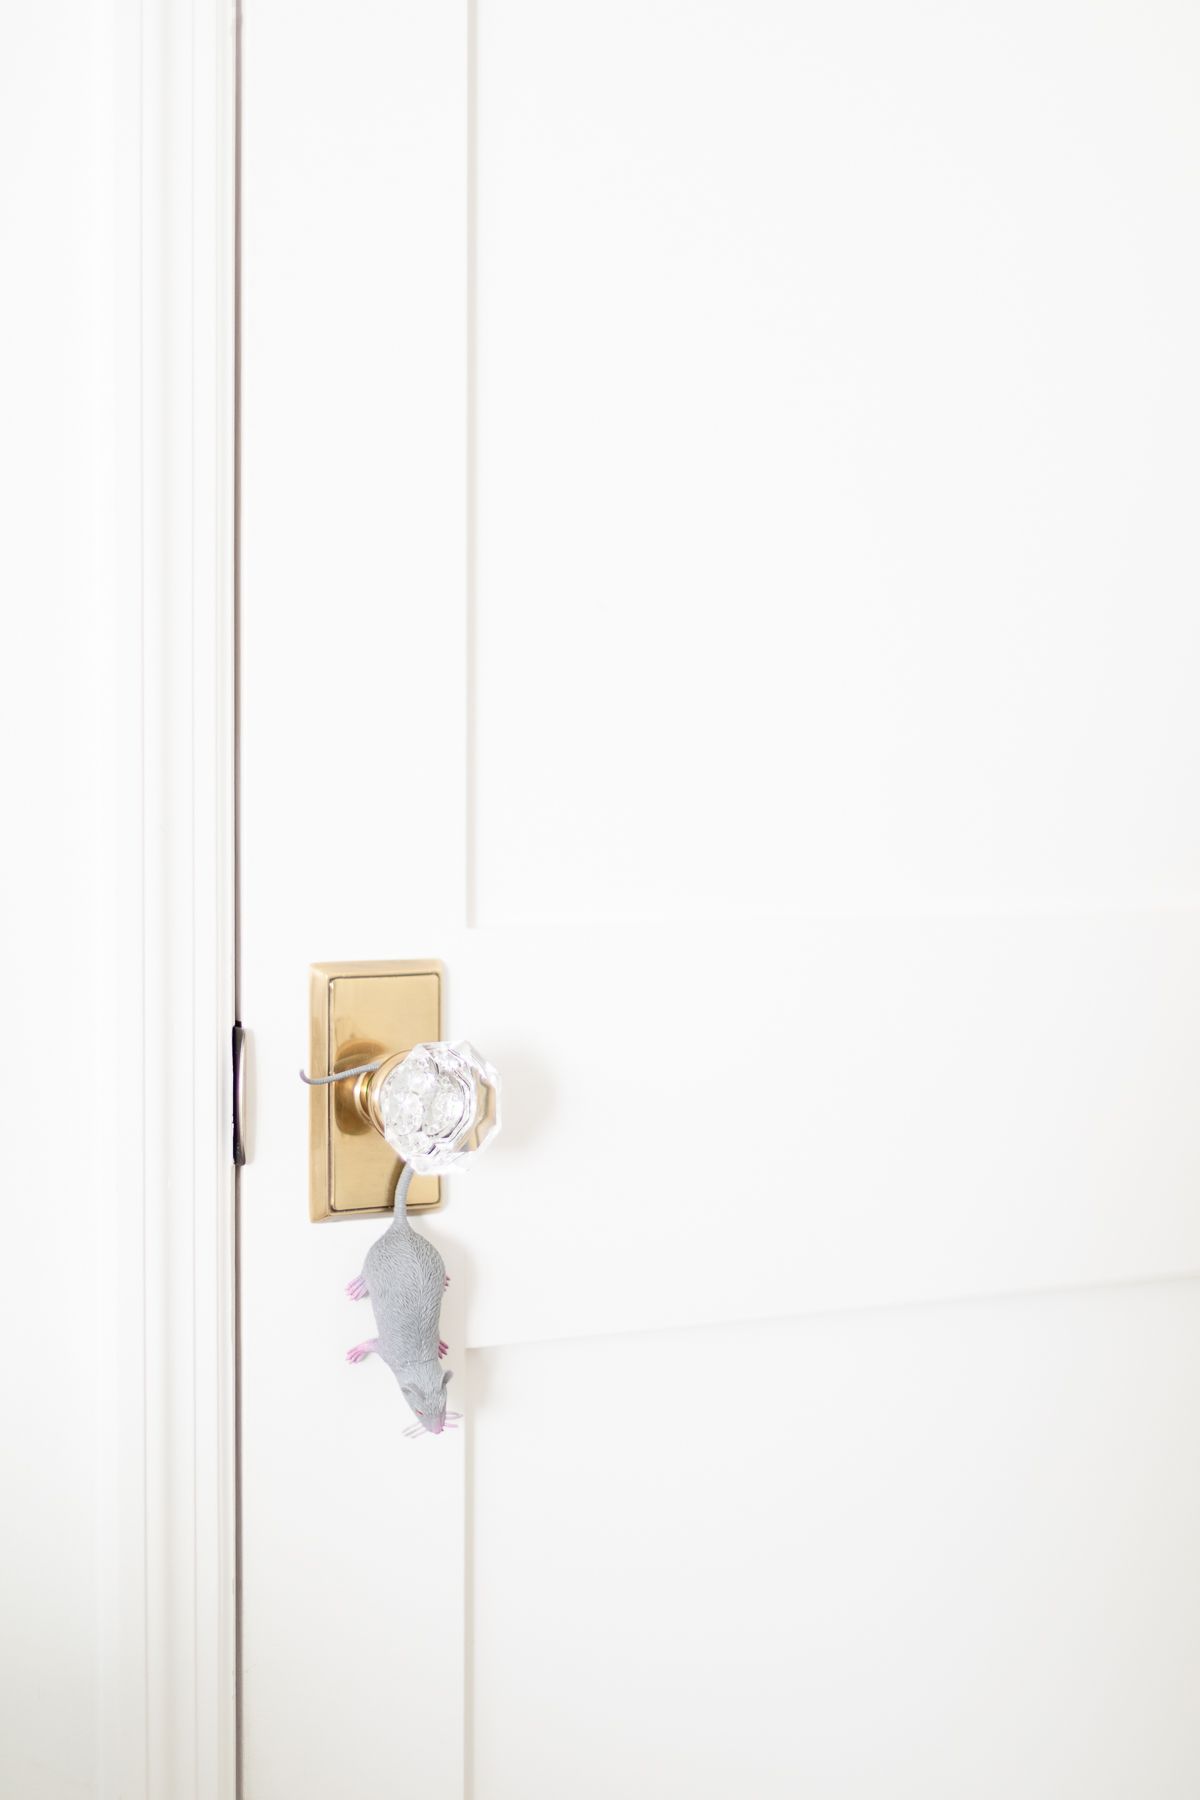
[303,961,500,1221]
[352,1040,499,1171]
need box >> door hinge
[232,1022,247,1167]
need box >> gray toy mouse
[345,1163,457,1437]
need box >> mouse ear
[441,1369,454,1388]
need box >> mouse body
[345,1165,455,1434]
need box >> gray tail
[390,1162,416,1221]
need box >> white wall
[0,7,235,1797]
[0,6,116,1795]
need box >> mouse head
[399,1365,454,1434]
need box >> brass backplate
[308,961,442,1222]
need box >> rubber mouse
[345,1163,457,1436]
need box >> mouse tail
[389,1162,416,1221]
[298,1059,384,1086]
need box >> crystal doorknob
[355,1040,501,1174]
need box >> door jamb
[105,2,238,1793]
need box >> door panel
[445,915,1200,1347]
[472,0,1200,927]
[470,1282,1200,1800]
[467,1288,1200,1792]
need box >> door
[239,3,1200,1796]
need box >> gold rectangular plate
[308,960,442,1222]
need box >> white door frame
[103,1,238,1793]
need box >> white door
[240,3,1200,1796]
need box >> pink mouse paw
[438,1339,449,1359]
[346,1276,368,1301]
[346,1339,379,1364]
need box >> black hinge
[232,1023,247,1167]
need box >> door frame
[104,1,238,1792]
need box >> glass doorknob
[354,1040,500,1175]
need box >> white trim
[100,2,237,1794]
[185,1,239,1791]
